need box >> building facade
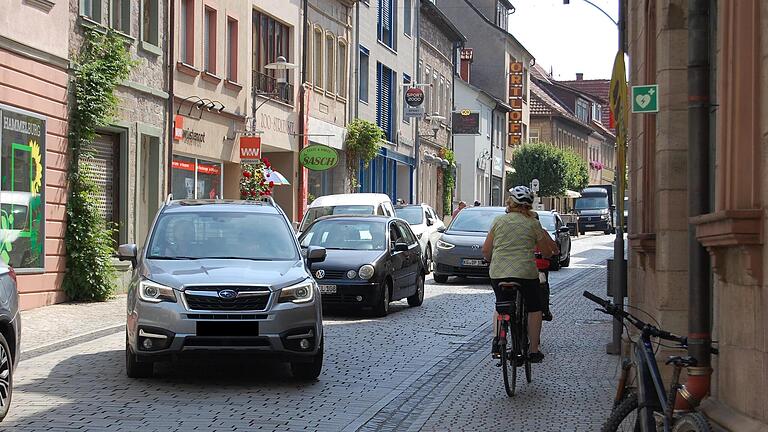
[0,0,70,309]
[627,1,768,430]
[416,0,464,215]
[353,0,417,202]
[71,0,170,292]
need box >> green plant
[63,28,135,301]
[506,143,588,198]
[345,119,384,190]
[440,148,456,216]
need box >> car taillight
[8,267,16,284]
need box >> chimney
[460,48,473,83]
[576,72,584,80]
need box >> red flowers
[240,160,275,201]
[269,181,274,188]
[242,170,251,178]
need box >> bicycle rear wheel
[500,322,516,397]
[519,294,532,384]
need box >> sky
[507,0,620,81]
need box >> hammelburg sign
[300,144,339,171]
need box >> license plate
[585,224,595,228]
[196,321,259,337]
[462,259,487,267]
[319,285,337,294]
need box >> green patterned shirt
[488,212,546,280]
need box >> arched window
[325,33,336,93]
[313,26,323,89]
[337,39,348,98]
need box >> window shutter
[381,67,392,141]
[382,0,392,30]
[376,63,383,129]
[86,134,118,225]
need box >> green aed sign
[300,144,339,171]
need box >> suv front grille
[184,286,271,311]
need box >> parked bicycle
[583,291,718,432]
[495,281,532,397]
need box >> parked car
[298,215,424,317]
[395,204,445,272]
[432,206,506,283]
[535,210,572,270]
[118,198,327,380]
[0,263,20,421]
[298,193,395,235]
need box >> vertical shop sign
[507,62,524,146]
[0,105,46,269]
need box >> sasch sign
[300,144,339,171]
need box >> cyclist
[482,186,559,363]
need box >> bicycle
[495,281,532,397]
[583,291,719,432]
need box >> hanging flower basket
[589,160,604,170]
[240,157,275,199]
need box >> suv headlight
[139,280,177,303]
[601,214,609,220]
[437,240,455,250]
[359,264,375,280]
[278,280,315,304]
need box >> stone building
[416,0,464,215]
[0,0,70,309]
[627,0,768,429]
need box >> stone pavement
[7,234,619,431]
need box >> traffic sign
[631,85,659,113]
[404,87,425,118]
[531,179,540,193]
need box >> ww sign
[240,136,262,162]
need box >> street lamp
[254,56,298,114]
[563,0,618,27]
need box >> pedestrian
[473,200,481,207]
[451,201,467,218]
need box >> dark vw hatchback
[299,215,425,316]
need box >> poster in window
[0,106,46,269]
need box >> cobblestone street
[5,234,618,431]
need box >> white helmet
[509,185,534,205]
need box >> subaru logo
[472,244,480,249]
[315,269,325,279]
[218,289,237,299]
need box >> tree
[562,149,589,192]
[344,119,384,191]
[506,143,589,197]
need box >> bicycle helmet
[508,185,534,205]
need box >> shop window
[0,107,47,269]
[172,155,222,200]
[111,0,131,34]
[325,33,336,93]
[204,7,217,74]
[141,0,159,46]
[253,10,292,104]
[82,0,103,22]
[88,133,121,248]
[226,17,238,81]
[359,46,369,102]
[180,0,195,65]
[337,40,348,99]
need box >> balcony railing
[252,71,294,105]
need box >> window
[112,0,130,34]
[592,103,602,122]
[337,40,348,98]
[424,65,431,109]
[171,155,223,200]
[438,76,445,117]
[402,74,411,123]
[253,11,292,103]
[180,0,194,64]
[142,0,159,46]
[204,7,217,74]
[496,1,508,31]
[82,0,102,22]
[377,0,396,49]
[89,133,121,247]
[530,128,540,143]
[575,99,589,123]
[313,27,323,88]
[226,18,238,81]
[404,0,412,36]
[359,46,369,102]
[432,71,438,114]
[325,33,335,93]
[445,77,451,118]
[376,63,395,142]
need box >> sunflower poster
[0,106,45,270]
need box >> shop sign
[173,115,206,143]
[172,159,220,175]
[258,112,296,135]
[239,136,261,162]
[451,110,480,135]
[631,84,658,113]
[0,105,46,270]
[300,144,339,171]
[507,62,524,146]
[404,87,425,118]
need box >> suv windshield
[575,197,608,210]
[449,209,504,233]
[300,219,386,251]
[395,207,424,225]
[302,205,375,229]
[537,213,556,231]
[147,212,298,261]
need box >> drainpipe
[489,106,495,205]
[679,0,712,410]
[414,1,421,204]
[297,0,309,217]
[354,1,360,119]
[166,0,176,195]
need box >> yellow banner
[609,51,628,227]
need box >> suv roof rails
[257,196,277,206]
[165,193,173,206]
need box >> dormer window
[576,99,590,123]
[592,103,602,122]
[496,1,509,31]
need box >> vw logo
[472,244,480,249]
[218,289,237,299]
[315,269,325,279]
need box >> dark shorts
[490,277,542,313]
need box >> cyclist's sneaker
[543,311,553,321]
[528,351,545,363]
[491,337,501,358]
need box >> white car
[395,204,445,272]
[298,193,396,235]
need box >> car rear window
[299,219,386,251]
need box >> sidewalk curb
[20,324,125,362]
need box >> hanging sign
[300,144,339,171]
[507,61,524,146]
[451,111,480,135]
[239,136,262,162]
[404,87,425,118]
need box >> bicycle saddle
[495,301,515,314]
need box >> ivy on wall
[63,28,135,301]
[440,148,456,217]
[344,119,384,192]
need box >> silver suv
[118,198,327,380]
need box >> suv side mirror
[558,227,570,234]
[426,218,434,226]
[118,243,138,267]
[610,204,616,211]
[306,246,326,265]
[394,241,409,252]
[437,226,446,233]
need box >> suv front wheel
[291,339,323,381]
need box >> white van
[298,193,395,234]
